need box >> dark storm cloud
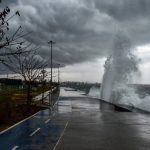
[5,0,150,66]
[94,0,150,21]
[1,0,18,6]
[94,0,150,45]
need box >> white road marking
[45,118,51,124]
[11,146,19,150]
[29,128,40,137]
[53,121,69,150]
[45,112,55,124]
[0,111,39,135]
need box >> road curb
[0,88,60,135]
[0,111,40,135]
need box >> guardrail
[33,87,57,102]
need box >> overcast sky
[2,0,150,83]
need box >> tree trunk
[27,83,32,105]
[41,83,45,104]
[42,92,44,104]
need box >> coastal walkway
[0,88,150,149]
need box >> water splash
[86,32,150,112]
[88,86,100,99]
[100,32,140,105]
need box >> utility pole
[41,69,46,104]
[57,64,60,85]
[48,40,55,106]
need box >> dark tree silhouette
[3,49,48,105]
[0,4,29,62]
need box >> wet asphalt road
[56,88,150,150]
[1,88,150,149]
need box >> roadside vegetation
[0,1,60,131]
[0,85,50,131]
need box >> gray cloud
[1,0,18,7]
[4,0,150,67]
[94,0,150,21]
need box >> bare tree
[0,4,30,61]
[3,49,48,105]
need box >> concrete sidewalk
[1,88,150,150]
[54,90,150,150]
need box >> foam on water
[88,86,100,99]
[91,32,150,112]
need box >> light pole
[48,40,55,106]
[57,64,60,85]
[41,69,46,104]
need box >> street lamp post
[57,64,60,85]
[48,40,55,106]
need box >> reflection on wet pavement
[1,87,150,150]
[55,88,150,150]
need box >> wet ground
[1,87,150,149]
[55,88,150,150]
